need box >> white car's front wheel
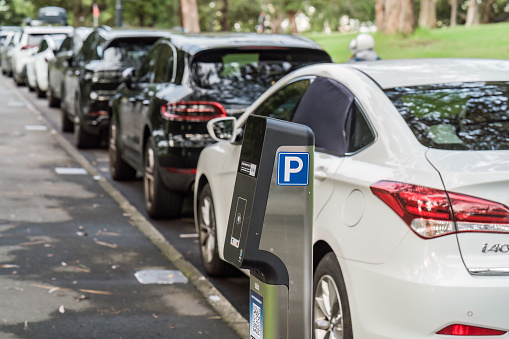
[198,184,236,277]
[313,252,353,339]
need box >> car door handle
[315,169,327,181]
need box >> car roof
[22,25,73,35]
[350,58,509,89]
[161,32,326,55]
[97,28,171,40]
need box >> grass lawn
[305,22,509,63]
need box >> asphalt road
[0,73,250,337]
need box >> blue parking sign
[277,152,310,186]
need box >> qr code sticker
[251,303,261,338]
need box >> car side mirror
[207,117,238,143]
[121,67,136,88]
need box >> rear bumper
[342,232,509,338]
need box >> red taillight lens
[370,181,509,239]
[21,44,38,50]
[161,101,226,121]
[437,324,506,336]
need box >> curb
[7,78,250,339]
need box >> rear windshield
[28,33,67,46]
[385,82,509,150]
[100,37,160,63]
[191,49,330,102]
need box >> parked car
[1,30,21,76]
[108,32,332,219]
[26,34,67,97]
[194,59,509,338]
[11,25,73,86]
[61,26,170,149]
[47,27,92,108]
[0,26,21,67]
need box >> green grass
[305,22,509,63]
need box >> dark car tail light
[370,181,509,239]
[437,324,506,336]
[21,44,38,50]
[161,101,226,121]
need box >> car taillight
[370,181,509,239]
[21,44,38,50]
[437,324,506,336]
[161,101,226,121]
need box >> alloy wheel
[199,196,216,264]
[314,274,344,339]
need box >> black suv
[109,32,331,218]
[62,26,170,148]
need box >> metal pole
[116,0,123,27]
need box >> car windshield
[191,49,330,104]
[385,82,509,150]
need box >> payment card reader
[224,115,314,339]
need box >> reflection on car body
[194,59,509,338]
[108,32,331,219]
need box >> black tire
[197,184,236,277]
[48,88,60,107]
[109,119,136,180]
[61,108,74,132]
[36,84,45,98]
[144,136,183,219]
[74,101,100,149]
[313,252,353,339]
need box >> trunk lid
[427,149,509,275]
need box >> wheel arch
[313,240,333,272]
[194,174,210,232]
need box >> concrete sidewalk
[0,76,247,338]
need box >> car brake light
[370,181,509,239]
[21,44,38,50]
[437,324,506,335]
[161,101,226,121]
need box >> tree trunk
[375,0,415,34]
[287,11,298,33]
[179,0,200,33]
[450,0,457,27]
[418,0,436,29]
[479,0,496,24]
[272,12,284,34]
[221,0,228,31]
[465,0,479,26]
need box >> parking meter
[224,115,314,339]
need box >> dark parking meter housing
[224,115,314,338]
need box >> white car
[26,34,67,98]
[11,25,72,86]
[194,59,509,338]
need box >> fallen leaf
[76,295,89,302]
[48,287,60,294]
[58,305,65,314]
[78,288,112,295]
[18,240,45,246]
[24,321,28,330]
[0,264,20,268]
[71,266,91,273]
[94,240,118,249]
[152,313,158,319]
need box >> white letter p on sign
[284,156,303,182]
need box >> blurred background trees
[2,0,509,36]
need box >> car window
[38,40,48,52]
[154,44,173,83]
[59,37,72,52]
[385,82,509,150]
[253,79,311,121]
[347,104,375,153]
[137,45,159,84]
[191,49,330,105]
